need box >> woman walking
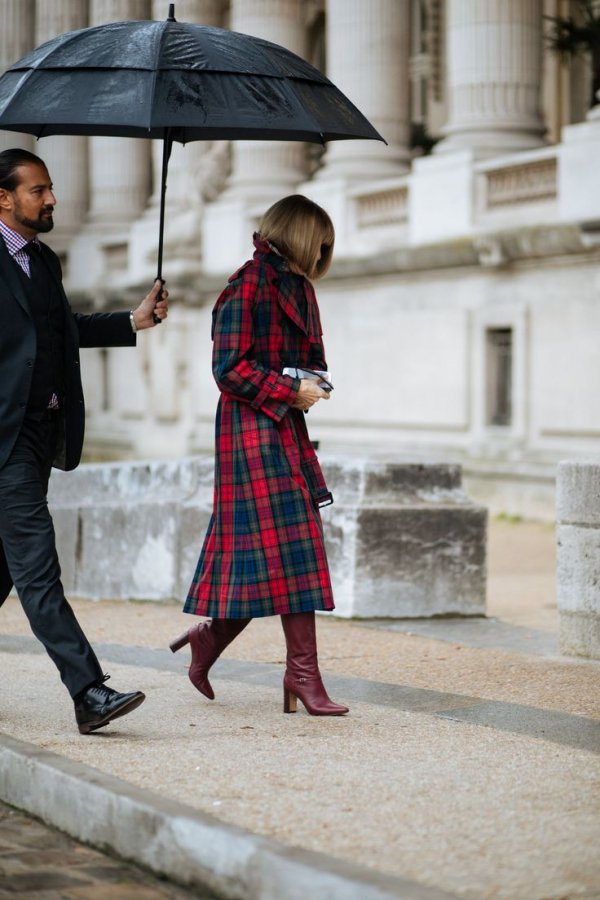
[171,194,347,716]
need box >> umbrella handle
[154,132,173,323]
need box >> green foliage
[545,0,600,107]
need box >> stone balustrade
[556,461,600,660]
[346,149,559,247]
[47,456,487,617]
[473,147,559,232]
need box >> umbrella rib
[146,19,170,133]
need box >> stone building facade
[2,0,599,518]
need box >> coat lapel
[0,236,31,318]
[275,275,309,337]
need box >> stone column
[316,0,411,181]
[436,0,546,157]
[225,0,307,201]
[88,0,152,224]
[0,0,35,153]
[35,1,89,236]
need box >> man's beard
[14,204,54,234]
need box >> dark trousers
[0,414,103,698]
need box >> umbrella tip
[167,3,176,21]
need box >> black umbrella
[0,2,384,284]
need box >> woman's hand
[292,379,330,411]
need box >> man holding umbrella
[0,148,168,734]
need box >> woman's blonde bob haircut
[258,194,334,280]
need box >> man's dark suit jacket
[0,236,136,604]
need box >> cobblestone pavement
[0,802,207,899]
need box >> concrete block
[51,507,79,595]
[556,460,600,526]
[48,456,487,618]
[322,459,487,618]
[556,525,600,615]
[177,502,214,600]
[76,502,180,601]
[556,461,600,659]
[352,506,487,618]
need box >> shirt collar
[0,219,40,256]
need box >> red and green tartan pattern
[184,238,335,619]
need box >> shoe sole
[78,692,146,735]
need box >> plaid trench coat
[184,236,335,619]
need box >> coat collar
[252,233,321,340]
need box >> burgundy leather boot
[170,618,251,699]
[280,611,348,715]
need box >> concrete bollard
[556,460,600,659]
[47,456,487,618]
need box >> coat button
[26,359,32,367]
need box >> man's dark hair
[0,148,46,191]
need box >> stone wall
[47,457,487,618]
[556,461,600,659]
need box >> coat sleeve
[74,311,137,348]
[212,272,299,423]
[307,336,328,373]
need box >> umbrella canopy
[0,3,384,280]
[0,9,383,143]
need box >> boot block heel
[169,630,190,653]
[283,688,297,713]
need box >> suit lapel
[0,236,31,318]
[39,243,67,305]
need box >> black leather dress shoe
[74,683,146,734]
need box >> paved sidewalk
[1,520,599,899]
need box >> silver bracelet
[129,310,138,333]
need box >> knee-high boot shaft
[170,618,250,699]
[280,611,348,716]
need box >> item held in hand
[282,367,334,392]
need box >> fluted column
[0,0,35,153]
[88,0,152,223]
[436,0,545,157]
[317,0,410,181]
[225,0,307,201]
[35,1,89,234]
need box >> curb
[0,732,455,900]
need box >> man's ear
[0,188,13,212]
